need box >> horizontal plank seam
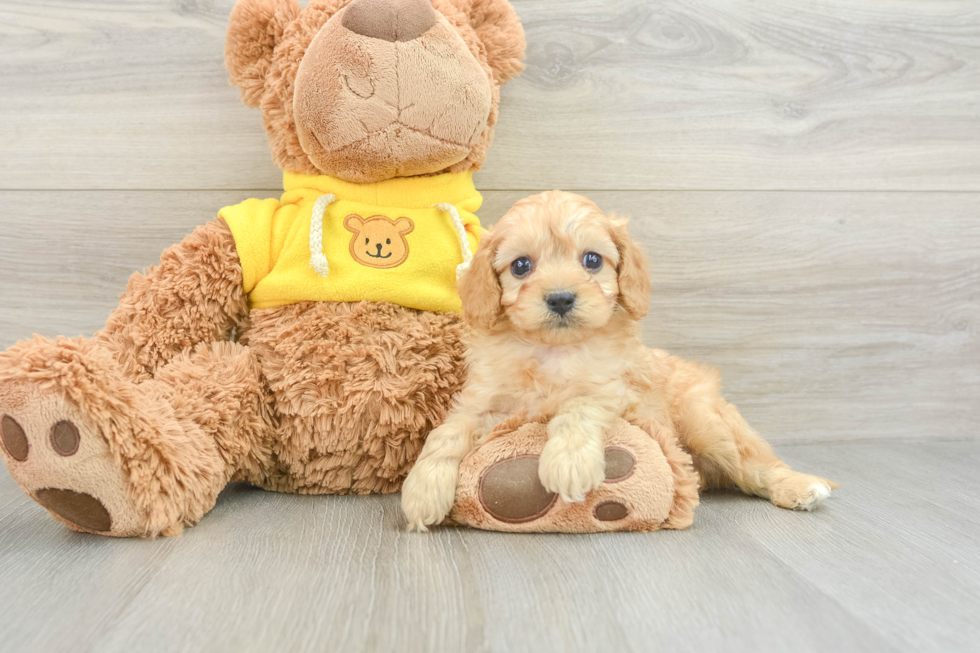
[3,189,980,194]
[775,435,979,447]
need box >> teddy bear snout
[342,0,437,43]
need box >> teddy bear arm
[94,218,249,382]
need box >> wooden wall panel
[2,189,975,443]
[0,0,977,190]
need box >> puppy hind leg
[675,387,837,511]
[711,401,837,510]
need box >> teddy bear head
[226,0,525,183]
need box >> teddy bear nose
[342,0,437,42]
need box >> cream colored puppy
[401,191,836,531]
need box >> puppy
[401,191,836,531]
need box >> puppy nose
[342,0,437,42]
[545,292,576,317]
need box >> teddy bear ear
[447,0,526,85]
[225,0,302,108]
[343,214,365,232]
[394,217,415,235]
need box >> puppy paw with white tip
[401,459,460,531]
[768,472,838,511]
[537,438,606,503]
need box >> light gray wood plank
[509,0,980,191]
[1,441,978,653]
[1,189,976,444]
[598,190,980,444]
[1,0,978,191]
[0,190,251,342]
[721,442,980,652]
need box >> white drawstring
[309,193,336,278]
[433,202,473,280]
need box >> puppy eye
[510,256,533,278]
[582,251,603,271]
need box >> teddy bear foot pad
[450,419,694,533]
[0,382,143,536]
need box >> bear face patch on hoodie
[220,171,483,313]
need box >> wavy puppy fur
[402,191,838,531]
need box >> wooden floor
[1,440,978,653]
[1,0,978,651]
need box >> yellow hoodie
[219,171,483,313]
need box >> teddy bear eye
[510,256,532,278]
[582,252,603,271]
[365,238,369,244]
[386,238,391,245]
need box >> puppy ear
[226,0,302,108]
[610,217,651,320]
[458,232,502,330]
[445,0,526,85]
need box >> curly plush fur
[0,0,524,537]
[242,300,466,494]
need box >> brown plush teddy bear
[0,0,525,537]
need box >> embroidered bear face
[344,214,415,269]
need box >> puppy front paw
[538,439,606,504]
[401,459,460,532]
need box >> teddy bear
[0,0,526,537]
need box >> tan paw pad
[1,414,29,461]
[478,455,557,523]
[49,420,81,457]
[35,488,112,533]
[594,500,629,521]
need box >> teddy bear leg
[635,420,701,529]
[450,420,700,533]
[240,301,467,496]
[0,218,258,536]
[0,337,273,537]
[92,218,248,382]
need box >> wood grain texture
[1,0,978,191]
[2,189,976,444]
[1,440,978,653]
